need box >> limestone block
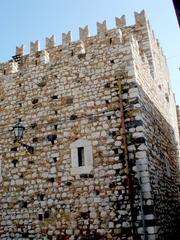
[15,179,23,185]
[147,227,156,234]
[47,199,54,206]
[128,145,136,151]
[75,41,86,55]
[133,132,144,138]
[145,214,154,220]
[115,141,121,146]
[141,183,151,192]
[4,61,18,74]
[50,166,56,174]
[40,50,49,64]
[136,126,144,132]
[112,163,122,169]
[148,235,156,240]
[135,151,147,158]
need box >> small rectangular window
[78,147,85,167]
[70,139,93,175]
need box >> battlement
[0,9,167,82]
[0,10,157,74]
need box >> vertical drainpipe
[117,78,138,239]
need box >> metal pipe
[118,79,138,239]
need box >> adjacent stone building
[0,10,179,240]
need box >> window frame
[70,139,93,175]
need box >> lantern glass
[14,122,25,141]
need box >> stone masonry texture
[177,106,180,142]
[0,10,179,240]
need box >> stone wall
[0,10,179,240]
[0,22,137,240]
[129,13,180,239]
[137,88,179,240]
[177,105,180,140]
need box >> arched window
[70,139,93,175]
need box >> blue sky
[0,0,179,104]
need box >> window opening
[78,147,85,167]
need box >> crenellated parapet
[0,10,164,76]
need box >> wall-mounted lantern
[13,122,25,141]
[13,121,34,154]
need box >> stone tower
[0,10,179,240]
